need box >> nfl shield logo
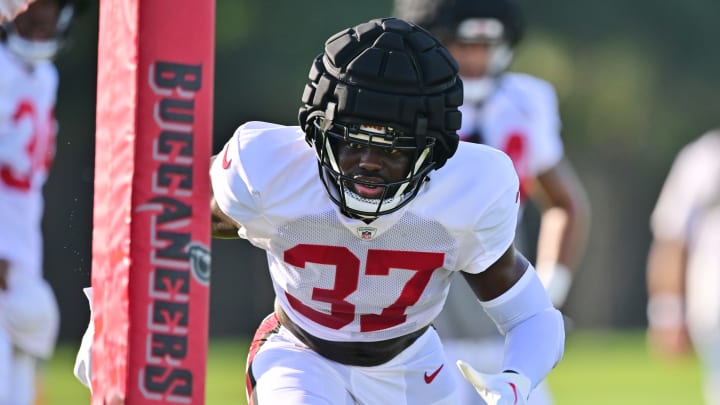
[357,226,377,240]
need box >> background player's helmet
[1,0,74,63]
[394,0,525,102]
[299,17,463,218]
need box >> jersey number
[502,131,530,200]
[284,244,445,332]
[0,100,54,191]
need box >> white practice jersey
[211,121,520,343]
[459,72,564,204]
[435,73,565,342]
[0,44,58,277]
[651,131,720,331]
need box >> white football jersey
[0,44,58,278]
[211,121,520,342]
[459,73,564,203]
[435,73,565,342]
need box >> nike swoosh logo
[221,144,232,169]
[423,364,444,384]
[509,382,518,404]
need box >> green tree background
[47,0,720,341]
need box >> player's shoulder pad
[499,72,557,108]
[433,141,519,198]
[228,120,315,194]
[232,121,304,154]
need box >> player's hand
[74,288,94,390]
[647,325,691,360]
[0,0,34,23]
[456,360,530,405]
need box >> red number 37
[284,244,445,332]
[0,100,55,191]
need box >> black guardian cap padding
[299,17,462,169]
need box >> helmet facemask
[4,1,74,64]
[455,17,514,104]
[298,18,462,220]
[311,117,436,219]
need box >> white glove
[0,0,34,23]
[73,287,94,392]
[536,263,573,308]
[456,360,531,405]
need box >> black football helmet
[2,0,75,63]
[394,0,524,102]
[393,0,524,45]
[299,17,463,219]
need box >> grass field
[45,329,703,404]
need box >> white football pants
[247,316,457,405]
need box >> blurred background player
[0,0,73,403]
[646,129,720,405]
[394,0,591,403]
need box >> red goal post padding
[91,0,215,403]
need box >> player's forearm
[646,238,686,297]
[536,195,590,270]
[535,159,591,271]
[480,268,565,387]
[535,201,589,307]
[502,305,564,386]
[557,196,591,268]
[646,239,686,330]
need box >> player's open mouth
[352,176,385,199]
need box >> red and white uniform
[651,131,720,404]
[436,73,565,405]
[459,73,563,206]
[0,44,57,282]
[0,42,60,405]
[211,121,520,403]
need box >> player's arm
[462,244,524,300]
[0,259,8,290]
[531,158,591,308]
[459,244,565,404]
[644,138,705,359]
[209,154,241,239]
[211,195,241,239]
[645,236,689,357]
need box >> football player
[75,17,565,405]
[647,129,720,405]
[0,0,73,403]
[212,17,564,405]
[393,0,591,404]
